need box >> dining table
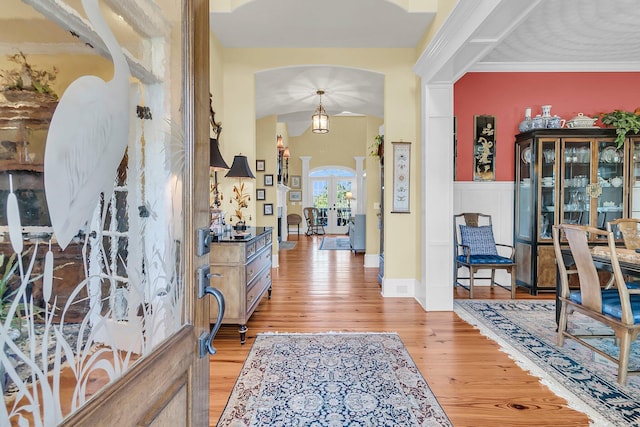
[556,245,640,324]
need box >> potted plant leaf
[597,109,640,148]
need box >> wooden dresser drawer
[246,246,271,284]
[246,268,271,314]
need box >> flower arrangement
[0,51,59,98]
[597,108,640,148]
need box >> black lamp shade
[225,154,256,179]
[210,138,230,171]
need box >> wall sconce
[277,135,290,185]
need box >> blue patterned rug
[216,332,452,426]
[454,300,640,426]
[319,237,351,250]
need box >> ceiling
[211,0,640,136]
[2,0,640,137]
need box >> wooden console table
[209,227,272,343]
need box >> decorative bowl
[565,113,597,128]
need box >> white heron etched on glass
[44,0,131,250]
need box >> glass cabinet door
[539,139,557,240]
[516,141,533,239]
[631,137,640,219]
[596,138,624,233]
[561,140,591,226]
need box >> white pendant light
[311,89,329,134]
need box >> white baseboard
[364,253,379,268]
[381,278,416,297]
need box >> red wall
[453,72,640,181]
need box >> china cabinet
[514,128,640,294]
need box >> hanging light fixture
[311,89,329,134]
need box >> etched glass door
[0,0,209,424]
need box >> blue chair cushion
[457,254,513,265]
[459,225,499,256]
[569,289,640,324]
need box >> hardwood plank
[209,235,589,426]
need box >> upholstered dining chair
[453,213,517,299]
[552,223,640,384]
[607,218,640,249]
[303,207,326,236]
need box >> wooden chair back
[557,224,604,312]
[607,218,640,250]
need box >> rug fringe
[257,331,399,336]
[454,302,614,427]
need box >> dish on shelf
[610,176,623,187]
[521,147,532,164]
[565,113,598,128]
[597,206,623,212]
[600,146,622,163]
[545,206,555,212]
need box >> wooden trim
[60,326,193,426]
[186,0,212,425]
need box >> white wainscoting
[453,181,515,288]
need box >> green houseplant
[370,134,384,158]
[598,109,640,148]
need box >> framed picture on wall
[256,159,265,171]
[289,190,301,201]
[263,203,273,215]
[473,115,496,181]
[290,175,301,188]
[264,174,274,186]
[256,188,266,200]
[391,141,411,213]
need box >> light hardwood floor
[209,234,589,426]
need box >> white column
[419,83,455,311]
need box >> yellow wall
[256,115,278,246]
[416,0,458,57]
[211,47,420,280]
[0,54,112,99]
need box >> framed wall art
[263,203,273,215]
[256,159,265,171]
[290,175,301,188]
[256,188,266,200]
[473,115,496,181]
[264,174,273,186]
[391,141,411,213]
[289,190,301,201]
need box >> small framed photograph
[264,174,274,186]
[290,175,301,188]
[256,188,266,201]
[256,159,265,172]
[263,203,273,215]
[289,190,302,201]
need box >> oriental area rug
[216,332,452,426]
[454,300,640,426]
[319,237,351,250]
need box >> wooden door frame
[60,0,211,424]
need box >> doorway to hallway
[309,167,355,234]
